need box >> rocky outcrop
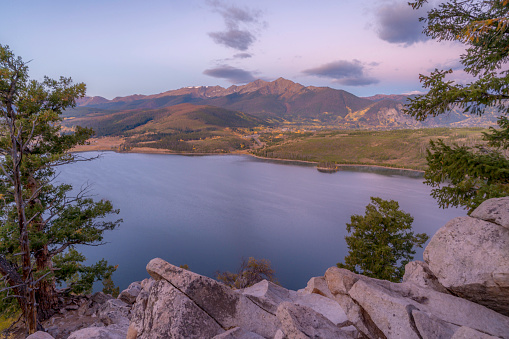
[126,258,509,338]
[128,258,356,339]
[424,198,509,316]
[326,267,509,338]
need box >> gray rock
[424,215,509,316]
[67,324,127,339]
[291,292,348,326]
[403,261,449,294]
[303,276,335,299]
[240,278,348,327]
[348,279,421,339]
[411,309,457,339]
[325,267,509,338]
[241,279,291,314]
[129,279,225,339]
[26,332,55,339]
[470,196,509,230]
[273,329,286,339]
[211,327,265,339]
[276,302,349,339]
[118,281,142,305]
[146,258,279,338]
[98,298,130,327]
[91,291,113,305]
[332,293,378,338]
[451,326,501,339]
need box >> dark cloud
[303,60,379,86]
[208,1,263,51]
[208,30,255,51]
[340,77,380,86]
[215,4,259,26]
[375,2,430,46]
[203,65,256,84]
[234,53,252,59]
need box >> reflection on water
[58,152,465,291]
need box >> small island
[316,161,340,173]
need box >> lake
[58,152,465,291]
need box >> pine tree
[0,45,121,334]
[405,0,509,212]
[337,197,428,282]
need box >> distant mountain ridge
[75,78,498,128]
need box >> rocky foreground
[28,197,509,338]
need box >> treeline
[252,149,313,162]
[121,131,251,153]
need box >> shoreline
[74,145,425,176]
[248,154,424,175]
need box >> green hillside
[252,128,486,170]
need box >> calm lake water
[58,152,465,291]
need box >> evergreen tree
[0,45,121,334]
[405,0,509,212]
[337,197,428,282]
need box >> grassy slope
[253,128,486,170]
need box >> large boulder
[325,267,509,339]
[424,203,509,316]
[130,258,279,338]
[128,278,224,339]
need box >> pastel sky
[1,0,467,99]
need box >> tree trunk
[27,175,60,320]
[35,249,59,321]
[8,105,37,334]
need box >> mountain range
[72,78,497,132]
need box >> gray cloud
[375,2,430,46]
[340,77,380,86]
[303,60,379,86]
[234,53,252,59]
[216,3,259,26]
[209,30,255,51]
[208,1,263,51]
[203,65,256,84]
